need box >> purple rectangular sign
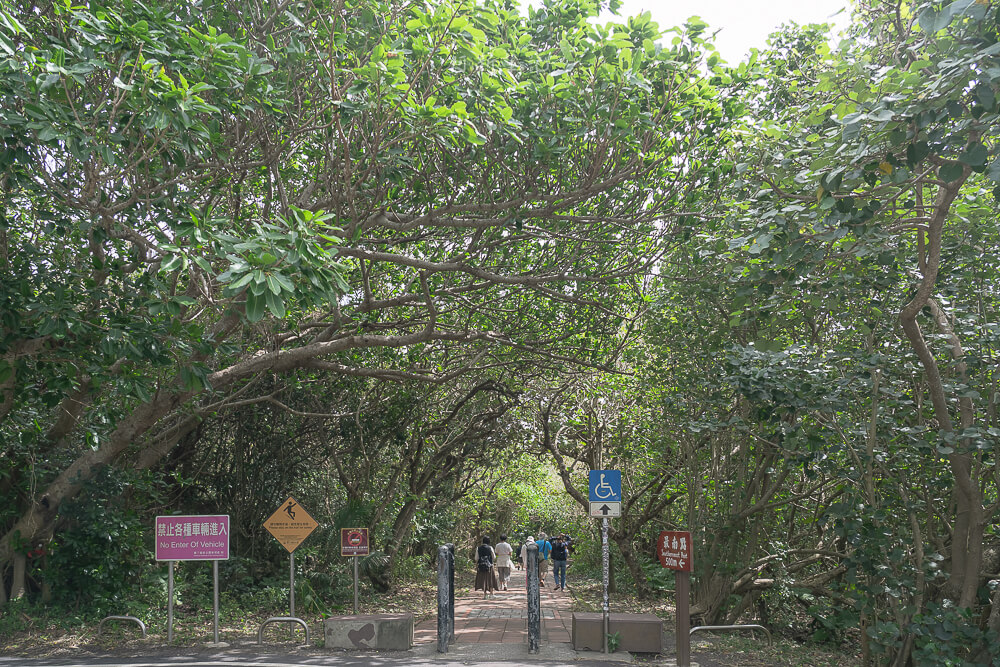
[155,515,230,561]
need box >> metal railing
[98,616,147,638]
[257,616,310,645]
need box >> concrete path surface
[414,568,574,646]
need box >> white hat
[526,536,535,543]
[538,532,547,539]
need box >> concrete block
[572,612,663,653]
[324,613,414,650]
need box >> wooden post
[676,570,691,667]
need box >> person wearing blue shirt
[536,531,552,587]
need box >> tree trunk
[897,179,984,609]
[383,498,420,575]
[691,570,733,624]
[10,553,25,600]
[0,389,192,589]
[612,533,650,597]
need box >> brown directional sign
[341,527,370,556]
[659,530,693,572]
[264,496,318,553]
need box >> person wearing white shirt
[495,535,514,591]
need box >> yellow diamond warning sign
[264,497,318,553]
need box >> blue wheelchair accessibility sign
[589,470,621,502]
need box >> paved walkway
[414,568,573,645]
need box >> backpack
[477,546,493,572]
[537,539,551,561]
[551,541,567,560]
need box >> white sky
[597,0,852,63]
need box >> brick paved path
[414,568,573,645]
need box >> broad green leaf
[938,163,965,182]
[958,143,987,168]
[265,289,285,318]
[987,157,1000,182]
[272,273,295,292]
[161,254,184,272]
[245,290,266,322]
[906,142,930,168]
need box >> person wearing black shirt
[550,534,569,590]
[474,536,499,599]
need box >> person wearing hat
[518,536,535,573]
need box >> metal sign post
[290,552,296,617]
[353,554,359,615]
[259,498,318,645]
[167,561,174,642]
[212,560,221,645]
[155,515,229,646]
[340,528,369,615]
[602,518,610,654]
[590,470,620,655]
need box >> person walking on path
[495,534,514,590]
[518,535,535,585]
[474,536,499,599]
[550,534,569,590]
[536,532,552,587]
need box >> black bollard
[446,543,456,643]
[437,545,450,653]
[527,543,540,653]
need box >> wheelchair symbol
[594,473,615,499]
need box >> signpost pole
[167,560,174,642]
[212,560,220,644]
[602,517,609,654]
[155,515,229,646]
[353,554,359,615]
[676,570,691,667]
[289,552,296,618]
[338,527,369,614]
[589,469,621,655]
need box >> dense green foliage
[2,0,1000,664]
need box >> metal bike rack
[98,615,147,638]
[257,616,310,646]
[689,624,772,646]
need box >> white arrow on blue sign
[589,470,621,502]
